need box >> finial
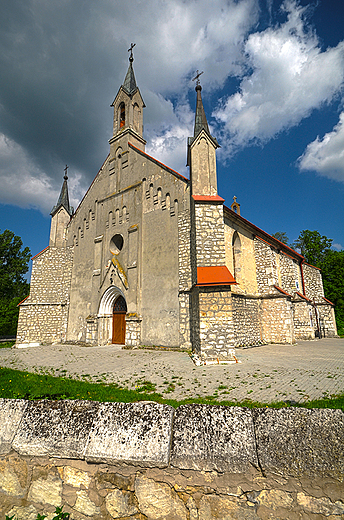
[64,165,68,181]
[128,42,136,63]
[233,196,237,203]
[192,70,204,89]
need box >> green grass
[0,341,15,349]
[0,366,343,410]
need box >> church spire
[192,70,211,137]
[122,43,138,95]
[50,166,73,217]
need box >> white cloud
[0,134,85,213]
[333,243,343,251]
[298,112,344,182]
[213,0,344,155]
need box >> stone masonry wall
[1,399,343,520]
[254,238,278,294]
[232,295,262,347]
[318,303,338,337]
[303,263,325,300]
[198,289,235,361]
[194,203,225,266]
[292,300,315,340]
[260,297,294,344]
[280,253,301,295]
[178,209,192,349]
[16,247,74,345]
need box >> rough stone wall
[194,203,225,266]
[1,399,343,520]
[280,252,301,294]
[318,303,338,337]
[254,237,278,294]
[303,263,325,300]
[293,301,315,340]
[125,314,142,347]
[16,247,73,345]
[232,295,261,347]
[260,297,294,344]
[198,289,235,361]
[178,209,192,349]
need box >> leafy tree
[321,250,344,336]
[271,231,290,246]
[0,229,31,336]
[292,230,332,267]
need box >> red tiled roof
[196,266,236,286]
[192,195,225,203]
[224,205,304,260]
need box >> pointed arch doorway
[112,295,127,344]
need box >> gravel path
[1,338,343,403]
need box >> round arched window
[110,234,124,255]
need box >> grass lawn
[0,366,343,410]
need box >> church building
[16,50,337,362]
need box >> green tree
[271,231,290,246]
[321,250,344,336]
[0,229,31,336]
[292,230,333,267]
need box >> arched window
[119,103,125,128]
[113,295,127,313]
[232,231,242,281]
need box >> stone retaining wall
[0,399,343,519]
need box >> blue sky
[1,0,344,264]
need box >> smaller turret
[187,72,219,197]
[49,166,73,247]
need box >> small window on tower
[120,103,125,128]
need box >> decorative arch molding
[98,285,126,317]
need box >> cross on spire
[128,42,136,62]
[64,165,68,180]
[192,70,204,87]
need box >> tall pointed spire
[50,166,73,217]
[194,83,210,137]
[122,43,138,95]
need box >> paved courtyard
[0,338,343,403]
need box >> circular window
[110,234,124,255]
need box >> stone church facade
[16,53,337,362]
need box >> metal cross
[192,70,204,86]
[64,164,68,180]
[128,43,136,60]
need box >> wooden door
[112,313,126,344]
[112,295,127,344]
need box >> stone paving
[0,338,343,403]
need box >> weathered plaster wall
[224,221,258,295]
[0,399,343,519]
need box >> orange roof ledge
[192,195,224,203]
[196,266,237,286]
[273,285,292,297]
[323,297,334,305]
